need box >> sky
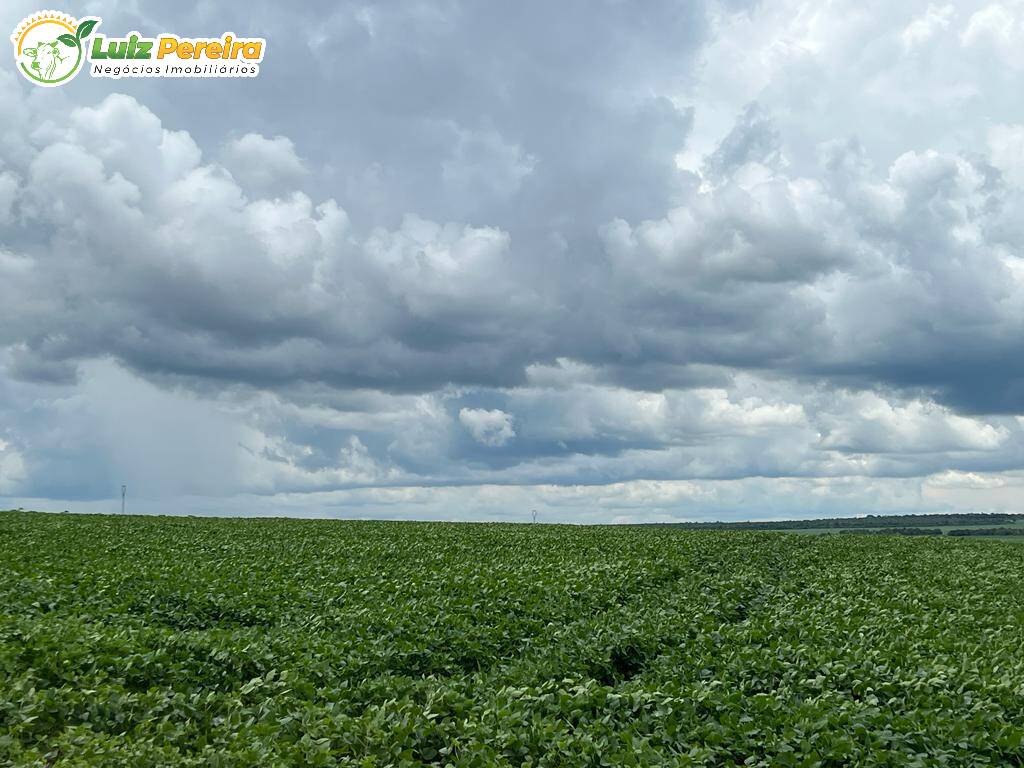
[2,0,1024,523]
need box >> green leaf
[75,19,99,40]
[57,34,77,47]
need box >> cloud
[925,469,1007,489]
[441,124,536,204]
[702,102,783,180]
[0,438,26,494]
[987,124,1024,185]
[0,172,18,226]
[902,4,955,49]
[3,0,1024,520]
[960,3,1024,65]
[816,392,1008,453]
[221,133,307,196]
[459,407,516,446]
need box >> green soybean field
[3,511,1024,767]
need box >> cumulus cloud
[221,133,307,196]
[816,393,1008,453]
[987,124,1024,185]
[0,438,26,494]
[960,2,1024,65]
[441,125,536,204]
[459,408,516,446]
[0,172,18,226]
[902,4,955,49]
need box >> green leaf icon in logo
[75,19,99,40]
[57,33,77,47]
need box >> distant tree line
[835,527,1022,538]
[649,513,1022,531]
[839,528,943,536]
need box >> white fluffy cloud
[459,408,516,446]
[221,133,307,195]
[902,4,955,49]
[816,393,1007,454]
[0,438,25,494]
